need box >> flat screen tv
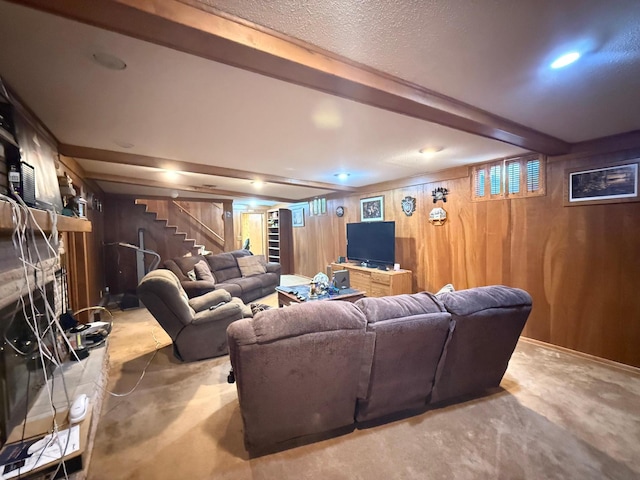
[346,221,395,268]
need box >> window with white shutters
[471,155,545,201]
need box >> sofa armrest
[189,289,232,312]
[181,280,216,298]
[192,302,242,325]
[265,262,281,274]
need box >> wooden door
[241,213,265,255]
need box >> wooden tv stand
[330,263,412,297]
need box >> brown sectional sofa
[163,249,281,303]
[227,285,532,455]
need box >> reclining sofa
[163,249,281,302]
[227,285,532,454]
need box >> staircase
[135,199,206,256]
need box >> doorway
[241,212,265,255]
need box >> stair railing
[171,201,225,247]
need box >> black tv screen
[346,221,395,268]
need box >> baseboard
[520,336,640,374]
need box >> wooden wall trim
[14,0,570,155]
[58,155,104,195]
[521,338,640,375]
[550,130,640,163]
[86,171,297,203]
[58,144,356,193]
[355,165,471,195]
[121,193,232,203]
[307,166,471,202]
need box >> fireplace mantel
[0,200,92,233]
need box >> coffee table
[276,284,365,307]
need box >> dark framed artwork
[565,161,638,206]
[360,196,384,222]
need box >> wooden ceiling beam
[59,144,355,193]
[86,171,297,203]
[13,0,571,155]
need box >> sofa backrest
[205,250,250,282]
[227,301,370,452]
[355,293,452,422]
[430,285,532,404]
[137,269,195,339]
[164,255,207,280]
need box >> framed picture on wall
[292,208,305,227]
[360,196,384,222]
[565,160,638,206]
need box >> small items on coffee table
[276,284,364,307]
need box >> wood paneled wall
[104,197,196,294]
[292,146,640,367]
[58,157,105,312]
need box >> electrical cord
[1,190,159,477]
[1,191,71,479]
[100,327,163,398]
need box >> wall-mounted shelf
[0,200,92,233]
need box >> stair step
[135,198,212,255]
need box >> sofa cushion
[237,255,267,277]
[255,272,279,289]
[172,255,206,276]
[232,276,263,295]
[206,252,241,282]
[215,282,242,299]
[194,259,216,283]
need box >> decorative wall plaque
[401,196,416,216]
[432,187,449,203]
[429,207,447,226]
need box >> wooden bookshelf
[0,200,91,233]
[267,208,293,274]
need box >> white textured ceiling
[206,0,640,142]
[0,0,638,202]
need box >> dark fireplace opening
[0,281,59,447]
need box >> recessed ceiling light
[202,184,217,189]
[335,173,350,180]
[551,52,580,69]
[252,181,264,189]
[92,52,127,71]
[419,146,444,156]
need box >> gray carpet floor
[86,281,640,479]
